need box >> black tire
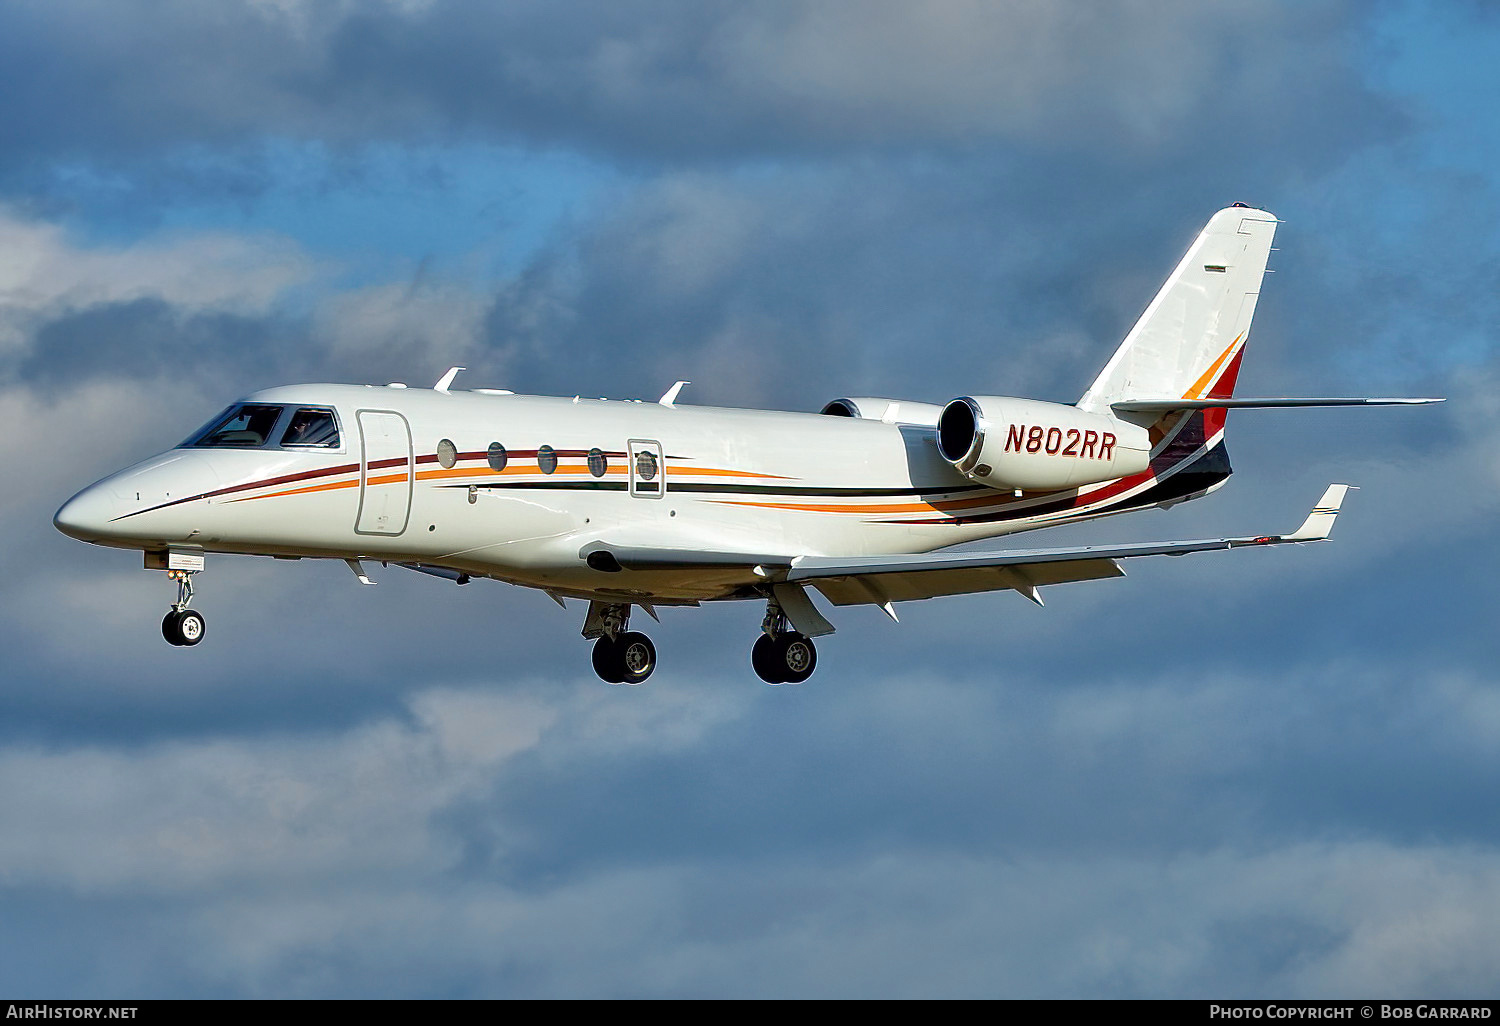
[751,633,785,684]
[592,636,624,684]
[615,631,656,685]
[176,609,206,646]
[162,610,184,646]
[775,632,816,684]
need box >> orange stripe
[225,461,797,504]
[1183,333,1244,400]
[228,478,359,503]
[708,500,929,513]
[673,467,793,480]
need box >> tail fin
[1077,205,1278,413]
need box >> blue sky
[2,0,1498,998]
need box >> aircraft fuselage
[58,383,1200,604]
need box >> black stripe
[467,481,629,492]
[672,482,986,498]
[468,480,988,499]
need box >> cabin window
[280,408,340,448]
[436,439,458,469]
[187,404,285,448]
[537,445,557,475]
[587,448,608,478]
[635,450,658,481]
[487,443,508,472]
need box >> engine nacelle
[936,396,1150,491]
[820,397,946,428]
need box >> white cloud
[0,207,315,355]
[311,278,489,367]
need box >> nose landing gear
[161,569,205,647]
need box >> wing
[786,483,1351,608]
[580,485,1348,632]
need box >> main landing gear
[161,569,205,647]
[751,601,817,685]
[583,602,657,685]
[581,596,822,685]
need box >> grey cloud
[138,845,1500,996]
[4,663,1500,996]
[0,1,1395,168]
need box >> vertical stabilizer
[1078,206,1278,412]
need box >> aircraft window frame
[185,404,289,449]
[487,443,508,472]
[587,448,608,478]
[537,445,558,475]
[279,407,342,449]
[627,439,664,498]
[436,439,458,470]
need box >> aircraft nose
[53,483,120,542]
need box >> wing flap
[808,558,1124,606]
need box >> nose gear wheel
[162,608,206,646]
[162,569,206,647]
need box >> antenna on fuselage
[434,366,466,394]
[659,381,690,408]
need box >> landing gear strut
[161,569,205,647]
[752,600,816,685]
[583,601,656,685]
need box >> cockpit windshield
[280,408,340,447]
[188,405,285,447]
[184,404,342,450]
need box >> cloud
[0,1,1394,166]
[0,207,314,358]
[0,681,744,896]
[99,843,1500,997]
[3,670,1500,996]
[312,276,491,374]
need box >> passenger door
[356,410,413,535]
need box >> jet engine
[936,396,1150,491]
[820,397,946,428]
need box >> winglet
[434,366,466,394]
[659,381,690,408]
[1285,484,1351,541]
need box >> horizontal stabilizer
[1112,397,1443,413]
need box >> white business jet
[54,205,1438,684]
